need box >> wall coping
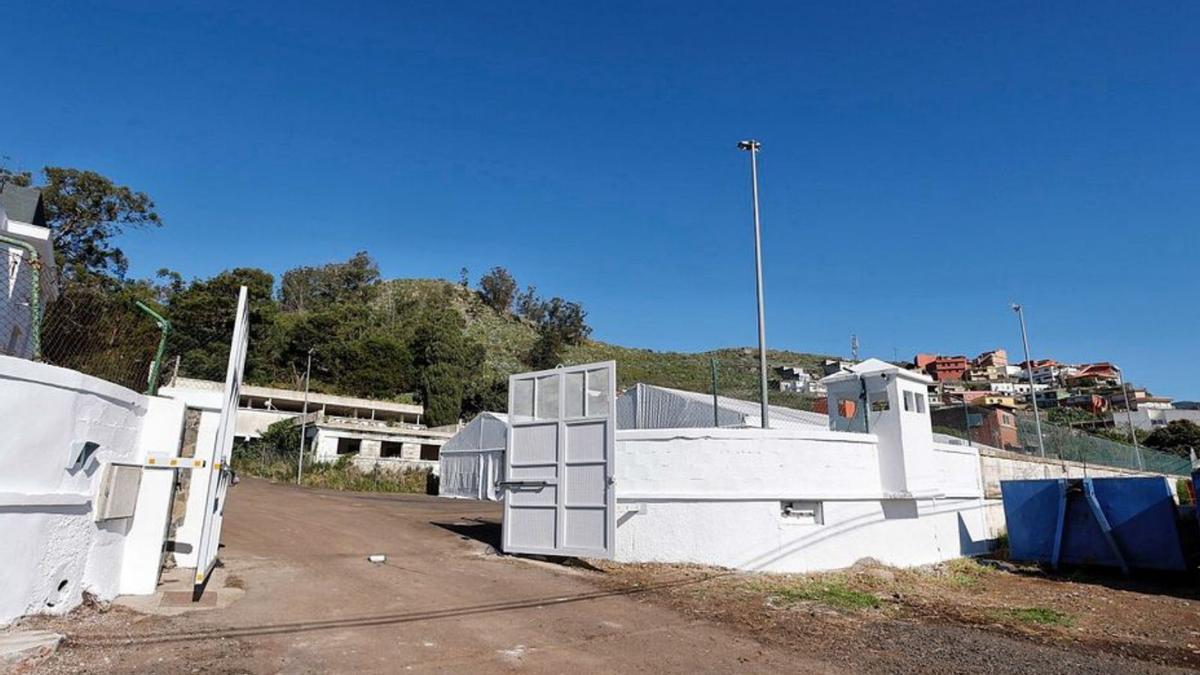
[616,426,877,445]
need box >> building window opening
[869,392,890,412]
[380,441,404,458]
[336,438,361,455]
[419,444,440,461]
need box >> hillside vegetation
[383,277,834,409]
[136,251,834,425]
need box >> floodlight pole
[296,348,314,484]
[739,139,770,429]
[1011,303,1046,458]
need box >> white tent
[616,383,829,431]
[440,385,830,502]
[438,412,508,501]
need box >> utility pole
[710,357,720,427]
[1011,303,1047,458]
[296,348,314,485]
[1114,366,1144,470]
[851,334,860,361]
[961,396,973,448]
[738,139,770,429]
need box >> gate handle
[497,480,555,489]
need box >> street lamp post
[1114,366,1144,470]
[296,348,314,485]
[1011,304,1046,458]
[738,139,770,429]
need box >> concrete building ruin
[160,377,455,474]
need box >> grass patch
[235,454,437,494]
[760,580,881,611]
[1003,607,1075,627]
[945,557,993,587]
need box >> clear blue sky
[5,2,1197,398]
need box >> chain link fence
[1015,411,1191,476]
[2,236,170,393]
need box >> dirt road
[31,478,820,673]
[27,478,1198,674]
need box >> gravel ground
[588,558,1200,674]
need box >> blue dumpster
[1000,477,1190,573]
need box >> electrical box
[781,500,823,525]
[94,464,142,521]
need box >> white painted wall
[118,396,185,594]
[0,355,184,624]
[612,427,990,573]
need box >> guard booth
[501,362,616,558]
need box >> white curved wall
[0,355,183,624]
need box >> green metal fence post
[0,233,41,359]
[135,300,171,396]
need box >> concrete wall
[0,355,184,624]
[967,442,1169,499]
[611,428,991,573]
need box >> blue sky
[4,1,1197,397]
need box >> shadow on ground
[431,518,502,550]
[430,518,606,572]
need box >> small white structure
[439,412,508,500]
[495,359,993,574]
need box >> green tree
[409,308,486,425]
[280,251,380,312]
[538,297,590,344]
[526,296,591,368]
[166,268,279,381]
[1143,420,1200,457]
[478,266,518,314]
[515,285,543,322]
[8,167,162,279]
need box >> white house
[0,183,58,359]
[775,366,827,396]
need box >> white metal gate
[502,361,616,559]
[193,286,249,598]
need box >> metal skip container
[1000,477,1193,573]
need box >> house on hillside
[1019,359,1071,386]
[1062,393,1110,416]
[1064,362,1120,389]
[914,353,969,381]
[774,365,826,396]
[930,404,1021,451]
